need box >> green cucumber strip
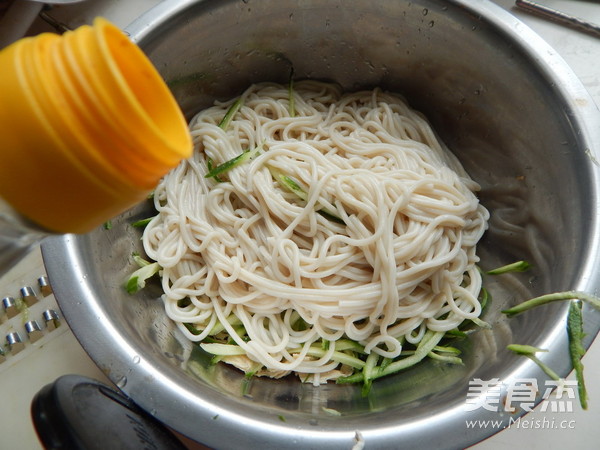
[209,315,243,335]
[333,339,367,353]
[361,352,380,396]
[426,351,463,364]
[445,329,468,338]
[337,330,445,384]
[316,209,345,225]
[206,157,224,182]
[131,217,154,228]
[131,253,151,268]
[271,169,307,201]
[205,143,263,179]
[470,317,491,329]
[502,291,600,317]
[218,97,243,130]
[125,261,160,294]
[183,322,202,336]
[486,260,531,275]
[205,151,250,178]
[431,345,461,355]
[379,357,393,372]
[269,167,345,224]
[507,344,560,381]
[200,342,247,356]
[479,287,490,311]
[304,346,366,369]
[506,344,548,355]
[567,301,588,410]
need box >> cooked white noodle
[143,81,489,379]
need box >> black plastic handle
[31,374,187,450]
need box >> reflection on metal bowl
[42,0,600,448]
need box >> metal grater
[0,245,109,450]
[0,247,68,373]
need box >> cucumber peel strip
[218,97,243,130]
[268,166,345,224]
[507,344,560,381]
[125,254,161,294]
[205,143,263,179]
[486,260,531,275]
[502,291,600,316]
[567,300,588,409]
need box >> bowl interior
[43,1,600,449]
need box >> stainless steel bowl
[42,0,600,448]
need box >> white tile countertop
[0,1,599,449]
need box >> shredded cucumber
[337,330,446,385]
[131,217,154,228]
[204,143,263,179]
[206,157,223,183]
[502,290,600,316]
[567,301,588,409]
[125,254,161,294]
[218,97,243,130]
[200,342,247,356]
[486,260,531,275]
[507,344,560,381]
[269,166,345,224]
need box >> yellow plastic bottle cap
[0,18,192,233]
[0,36,146,233]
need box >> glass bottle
[0,197,49,274]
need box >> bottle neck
[0,196,51,274]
